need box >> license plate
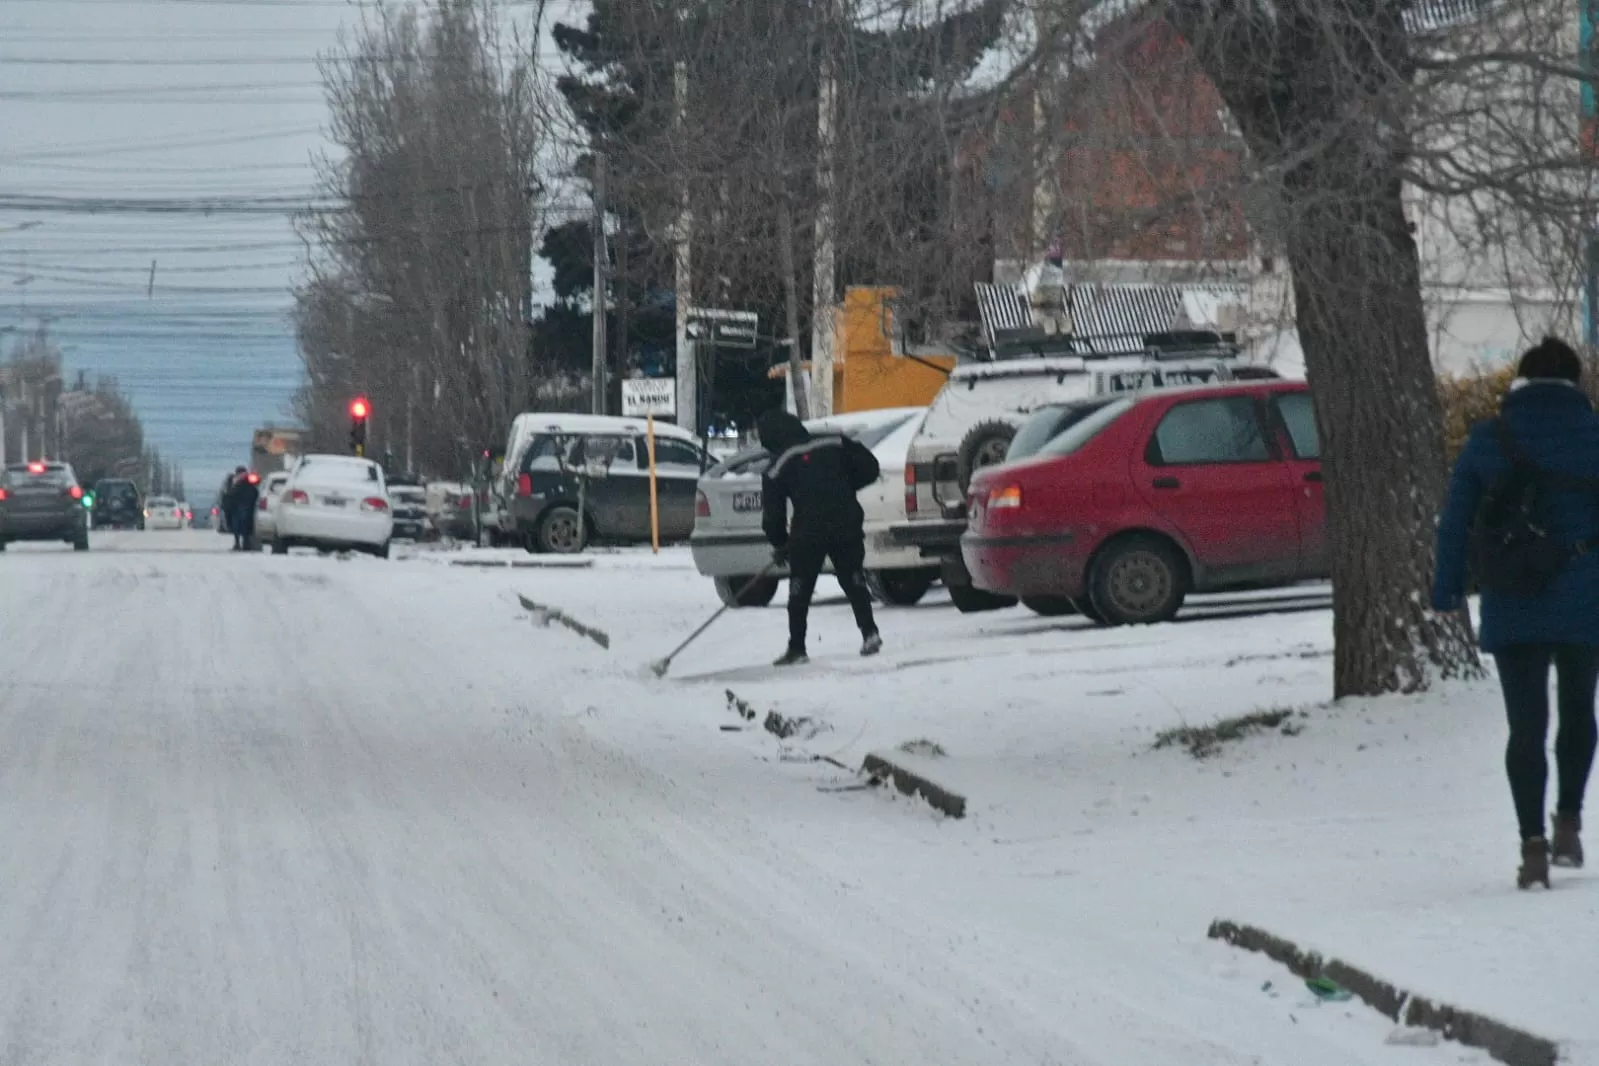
[731,490,762,513]
[322,496,347,508]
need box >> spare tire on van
[956,419,1018,494]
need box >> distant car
[178,501,193,525]
[388,482,430,541]
[92,478,143,530]
[690,407,937,607]
[272,454,394,557]
[426,481,476,541]
[0,461,91,552]
[143,495,187,531]
[962,379,1326,624]
[254,471,291,544]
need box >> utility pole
[673,57,697,437]
[809,8,839,418]
[591,151,609,416]
[1584,1,1598,347]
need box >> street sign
[685,307,758,349]
[622,377,678,418]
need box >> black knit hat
[1517,336,1582,384]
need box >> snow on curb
[722,690,966,817]
[1208,919,1559,1066]
[515,594,611,649]
[859,753,967,819]
[451,557,595,569]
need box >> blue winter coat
[1432,380,1599,652]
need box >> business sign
[622,377,678,418]
[685,307,758,349]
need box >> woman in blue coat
[1434,337,1599,888]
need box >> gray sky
[0,0,564,493]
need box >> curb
[515,594,611,649]
[1208,919,1559,1066]
[454,558,595,569]
[860,753,967,819]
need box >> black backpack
[1469,419,1599,597]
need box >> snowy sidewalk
[455,550,1599,1064]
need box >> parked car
[92,478,143,530]
[690,407,938,607]
[962,379,1325,625]
[254,471,291,544]
[143,495,187,531]
[388,481,431,541]
[0,461,90,551]
[426,481,476,541]
[889,332,1269,613]
[271,455,393,557]
[493,413,713,554]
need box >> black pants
[1494,643,1599,840]
[786,536,877,652]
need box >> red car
[961,380,1326,625]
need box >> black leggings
[1494,643,1599,840]
[786,536,877,652]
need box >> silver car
[690,407,937,608]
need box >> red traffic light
[350,397,370,420]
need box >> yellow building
[770,286,956,414]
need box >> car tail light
[27,461,45,474]
[258,497,270,511]
[286,490,309,505]
[68,485,83,500]
[516,473,533,497]
[695,490,710,518]
[361,496,390,513]
[988,484,1023,510]
[0,488,7,502]
[458,494,473,509]
[904,464,917,514]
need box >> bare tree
[295,0,550,475]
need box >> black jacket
[756,409,881,549]
[228,477,260,513]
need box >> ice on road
[0,534,1504,1064]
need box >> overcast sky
[0,0,563,493]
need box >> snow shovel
[649,563,780,678]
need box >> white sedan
[143,495,187,531]
[689,407,938,607]
[254,471,290,544]
[271,455,394,558]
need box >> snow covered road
[0,534,1532,1063]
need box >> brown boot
[1519,837,1551,890]
[1552,813,1584,869]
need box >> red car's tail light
[903,464,917,514]
[516,473,533,497]
[988,484,1023,510]
[695,490,710,518]
[361,496,390,513]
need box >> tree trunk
[778,199,811,420]
[1285,163,1480,697]
[1166,0,1482,697]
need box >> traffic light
[349,395,370,456]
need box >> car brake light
[695,490,710,518]
[0,488,7,502]
[287,490,309,505]
[988,484,1023,510]
[361,496,389,513]
[258,498,269,511]
[69,485,83,500]
[27,461,45,474]
[516,473,533,497]
[904,464,917,514]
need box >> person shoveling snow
[755,408,884,667]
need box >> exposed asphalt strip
[723,689,969,820]
[1207,919,1559,1066]
[516,594,611,649]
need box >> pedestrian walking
[1434,336,1599,889]
[756,409,883,666]
[227,467,259,551]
